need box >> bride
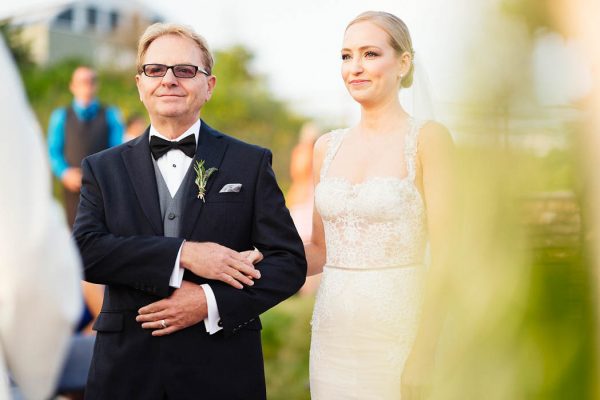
[305,11,453,399]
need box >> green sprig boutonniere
[193,160,218,202]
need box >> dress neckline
[320,117,422,185]
[320,175,411,188]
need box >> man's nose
[161,68,179,85]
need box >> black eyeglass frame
[141,64,210,78]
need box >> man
[0,35,82,400]
[48,66,124,227]
[73,23,306,400]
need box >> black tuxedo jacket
[73,121,306,400]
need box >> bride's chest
[315,177,424,222]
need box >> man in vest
[48,66,124,227]
[72,23,305,399]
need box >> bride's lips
[348,79,370,86]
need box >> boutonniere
[193,160,218,202]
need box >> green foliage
[507,148,575,193]
[203,45,306,189]
[501,0,555,32]
[261,295,313,400]
[0,21,34,68]
[520,253,596,399]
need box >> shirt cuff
[168,241,185,288]
[200,284,222,334]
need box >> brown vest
[64,105,109,167]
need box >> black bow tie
[149,134,196,160]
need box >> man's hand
[180,242,262,289]
[61,167,82,192]
[136,281,207,336]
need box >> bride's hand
[240,248,264,265]
[401,345,434,399]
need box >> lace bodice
[315,120,427,269]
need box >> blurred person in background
[287,121,319,217]
[47,65,123,341]
[47,66,124,228]
[287,122,321,295]
[0,35,82,400]
[124,113,148,142]
[304,11,453,399]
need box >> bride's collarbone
[328,152,409,183]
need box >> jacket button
[167,213,176,220]
[217,319,223,327]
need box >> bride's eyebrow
[341,45,383,52]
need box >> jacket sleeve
[73,157,183,298]
[210,149,307,335]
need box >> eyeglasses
[141,64,210,78]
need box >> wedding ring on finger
[160,319,167,329]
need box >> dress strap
[405,118,428,181]
[319,128,349,180]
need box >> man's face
[70,67,98,105]
[135,34,216,126]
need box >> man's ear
[205,75,217,102]
[135,74,143,102]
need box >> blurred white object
[0,0,70,20]
[0,35,82,400]
[532,31,592,105]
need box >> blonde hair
[346,11,414,88]
[136,23,214,75]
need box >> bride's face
[341,21,402,107]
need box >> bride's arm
[304,134,329,276]
[402,121,455,397]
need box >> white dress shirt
[149,120,222,334]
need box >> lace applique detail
[314,119,427,269]
[319,128,348,181]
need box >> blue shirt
[48,99,124,178]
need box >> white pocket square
[219,183,242,193]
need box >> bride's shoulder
[312,128,348,175]
[417,121,453,149]
[313,128,348,157]
[416,120,454,162]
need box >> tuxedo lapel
[122,130,163,235]
[180,121,228,238]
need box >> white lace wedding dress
[310,120,427,399]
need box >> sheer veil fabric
[400,53,436,121]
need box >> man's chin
[155,107,186,118]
